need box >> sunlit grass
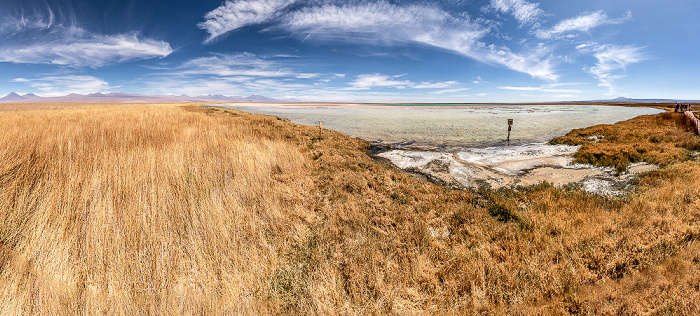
[0,104,312,314]
[0,103,698,314]
[551,112,700,173]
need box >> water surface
[218,104,664,147]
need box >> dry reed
[0,103,698,314]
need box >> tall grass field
[0,103,698,314]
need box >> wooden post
[318,121,323,139]
[507,119,513,146]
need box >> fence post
[507,119,513,146]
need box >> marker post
[507,119,513,146]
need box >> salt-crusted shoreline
[376,143,658,196]
[219,103,664,195]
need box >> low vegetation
[551,112,700,173]
[0,103,698,314]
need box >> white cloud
[283,88,476,103]
[195,1,560,80]
[139,53,331,95]
[482,44,558,80]
[497,84,581,94]
[536,10,632,39]
[430,88,470,94]
[283,2,486,43]
[296,73,320,79]
[247,78,313,91]
[412,81,457,89]
[0,14,173,67]
[516,93,578,100]
[346,74,460,90]
[0,13,54,35]
[199,0,296,43]
[143,76,314,97]
[0,33,173,67]
[282,2,558,80]
[577,43,646,93]
[347,74,412,90]
[178,53,299,77]
[12,75,111,96]
[472,76,487,84]
[489,0,544,26]
[174,53,327,81]
[317,73,346,83]
[141,77,245,96]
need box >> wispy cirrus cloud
[139,75,314,97]
[178,53,298,77]
[577,42,646,93]
[171,53,332,84]
[346,73,460,91]
[430,87,470,94]
[488,0,545,26]
[139,77,246,96]
[138,52,337,96]
[198,0,297,43]
[412,81,458,89]
[0,32,173,67]
[497,83,581,94]
[347,74,412,90]
[12,75,111,96]
[536,10,632,39]
[0,11,55,35]
[199,1,559,80]
[0,13,173,67]
[281,2,558,80]
[472,76,488,84]
[281,2,487,49]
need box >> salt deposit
[456,143,578,175]
[219,103,664,193]
[378,146,659,192]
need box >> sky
[0,0,698,103]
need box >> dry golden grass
[0,103,699,314]
[0,103,313,314]
[552,112,700,173]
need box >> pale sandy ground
[378,144,659,196]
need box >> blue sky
[1,0,698,102]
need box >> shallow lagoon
[219,104,664,147]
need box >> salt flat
[219,103,665,192]
[218,103,663,147]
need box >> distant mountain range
[0,92,290,103]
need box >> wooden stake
[318,121,323,139]
[507,119,513,146]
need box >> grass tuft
[0,103,698,314]
[551,112,700,173]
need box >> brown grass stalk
[0,103,698,314]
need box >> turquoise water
[218,104,665,147]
